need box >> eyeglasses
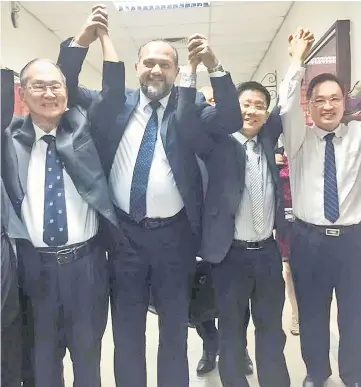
[310,97,343,108]
[26,84,66,94]
[240,102,267,112]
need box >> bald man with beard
[193,86,254,377]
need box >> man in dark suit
[57,7,242,386]
[183,80,290,387]
[194,86,253,377]
[1,27,123,387]
[1,67,31,387]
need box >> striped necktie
[246,140,265,234]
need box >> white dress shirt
[109,92,184,218]
[279,63,361,226]
[232,132,276,241]
[21,124,98,247]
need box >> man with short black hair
[279,27,361,387]
[182,75,289,387]
[194,86,254,378]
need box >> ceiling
[21,1,293,89]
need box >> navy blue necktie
[129,101,161,222]
[42,135,68,246]
[324,133,340,223]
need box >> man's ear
[19,87,25,103]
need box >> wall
[0,1,101,88]
[252,1,361,107]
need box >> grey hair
[19,58,66,87]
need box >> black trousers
[20,289,35,387]
[196,305,251,356]
[19,240,109,387]
[291,220,361,385]
[1,312,22,387]
[110,210,197,387]
[212,238,290,387]
[1,234,25,387]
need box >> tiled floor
[64,294,343,386]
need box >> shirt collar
[313,123,347,140]
[33,123,57,142]
[232,131,258,145]
[139,90,171,112]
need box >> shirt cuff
[69,39,88,48]
[209,70,227,78]
[179,72,197,88]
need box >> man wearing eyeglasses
[279,28,361,387]
[182,77,290,387]
[1,29,124,387]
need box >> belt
[295,218,361,237]
[115,207,186,230]
[232,236,273,250]
[35,234,99,265]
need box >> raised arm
[88,30,125,136]
[263,105,282,147]
[278,28,315,159]
[57,5,125,110]
[188,34,242,135]
[1,68,15,131]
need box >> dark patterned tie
[324,133,340,223]
[42,135,68,246]
[129,101,161,222]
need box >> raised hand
[74,4,109,46]
[288,27,315,63]
[187,33,218,71]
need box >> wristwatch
[208,62,225,74]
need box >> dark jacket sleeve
[1,69,14,131]
[57,37,126,138]
[199,73,242,135]
[176,87,216,160]
[262,105,282,147]
[57,37,125,110]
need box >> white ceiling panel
[129,23,209,40]
[117,7,210,27]
[20,1,293,88]
[210,1,292,22]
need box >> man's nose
[323,100,333,109]
[44,87,56,97]
[151,64,162,74]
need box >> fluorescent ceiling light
[113,1,211,12]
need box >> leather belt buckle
[325,228,340,237]
[246,241,262,250]
[56,247,74,264]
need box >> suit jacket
[57,39,242,249]
[1,70,29,320]
[1,64,123,296]
[181,104,285,263]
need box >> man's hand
[188,33,218,70]
[74,4,108,47]
[288,27,315,64]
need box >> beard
[139,75,172,100]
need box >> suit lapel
[260,135,280,208]
[160,87,177,151]
[12,115,35,194]
[116,90,139,142]
[229,134,246,188]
